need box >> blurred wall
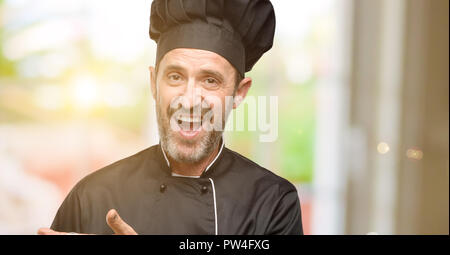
[346,0,449,234]
[397,0,449,235]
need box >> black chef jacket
[51,143,303,235]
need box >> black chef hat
[149,0,275,76]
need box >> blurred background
[0,0,448,234]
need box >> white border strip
[209,178,218,235]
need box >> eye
[205,78,216,84]
[203,77,219,88]
[168,73,181,81]
[167,73,184,85]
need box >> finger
[37,228,88,235]
[37,228,68,235]
[106,209,137,235]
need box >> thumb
[37,228,65,235]
[106,209,137,235]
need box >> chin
[168,143,209,163]
[166,133,210,163]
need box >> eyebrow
[162,64,186,74]
[162,64,225,82]
[199,69,225,82]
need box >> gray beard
[156,102,223,164]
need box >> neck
[168,142,221,176]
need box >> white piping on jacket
[209,178,218,235]
[161,143,171,167]
[204,141,224,174]
[171,172,200,178]
[160,140,222,234]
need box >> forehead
[158,48,235,74]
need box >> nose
[180,78,202,110]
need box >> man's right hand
[37,209,137,235]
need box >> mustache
[167,102,212,119]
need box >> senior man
[38,0,303,235]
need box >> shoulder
[222,147,297,195]
[219,147,303,234]
[71,145,160,194]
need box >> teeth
[176,116,201,123]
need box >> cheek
[203,92,232,116]
[157,86,179,113]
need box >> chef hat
[149,0,276,76]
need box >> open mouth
[175,115,203,138]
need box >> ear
[149,66,157,100]
[233,77,252,109]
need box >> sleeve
[265,188,304,235]
[50,185,83,233]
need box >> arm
[38,186,136,235]
[50,186,83,233]
[265,189,304,235]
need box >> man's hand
[37,209,137,235]
[105,209,137,235]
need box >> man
[38,0,303,235]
